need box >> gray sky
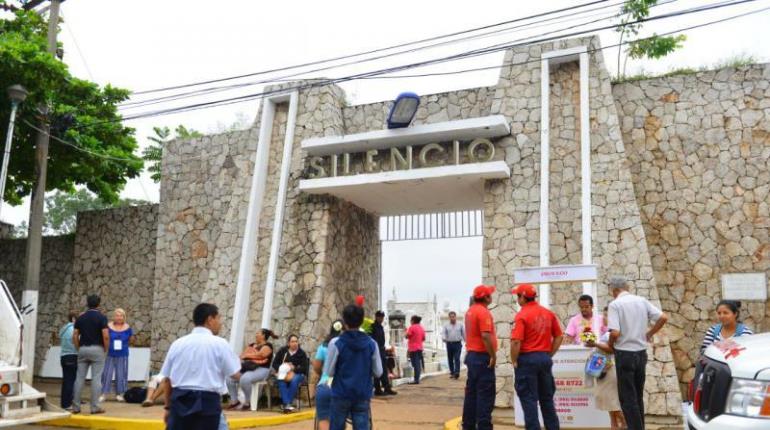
[2,0,769,311]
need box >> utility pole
[20,0,62,384]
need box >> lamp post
[0,84,29,221]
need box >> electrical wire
[119,0,642,111]
[109,0,763,123]
[23,120,140,162]
[130,0,612,96]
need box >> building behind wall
[0,36,768,425]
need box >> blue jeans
[330,397,370,430]
[462,351,495,430]
[278,374,305,406]
[409,351,422,383]
[446,342,462,376]
[514,352,559,430]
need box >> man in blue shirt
[324,304,383,430]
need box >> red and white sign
[513,346,610,428]
[513,264,598,285]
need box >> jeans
[315,384,332,421]
[446,342,462,376]
[278,373,305,406]
[409,351,422,383]
[72,345,106,412]
[462,351,495,430]
[615,350,647,430]
[373,352,391,392]
[330,397,370,430]
[514,352,559,430]
[60,355,78,408]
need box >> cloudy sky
[2,0,769,311]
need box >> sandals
[226,401,242,410]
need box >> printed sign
[513,264,598,285]
[721,273,767,301]
[513,346,610,428]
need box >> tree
[0,6,143,206]
[142,125,202,183]
[616,0,686,77]
[12,189,147,236]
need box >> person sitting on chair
[271,334,309,413]
[226,329,276,411]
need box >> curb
[444,416,461,430]
[42,410,315,429]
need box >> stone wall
[481,37,682,422]
[614,64,770,394]
[0,235,74,373]
[71,205,159,347]
[0,221,13,239]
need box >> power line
[130,0,612,96]
[120,0,641,111]
[115,0,763,122]
[60,9,95,81]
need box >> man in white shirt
[607,276,668,430]
[160,303,241,430]
[441,311,465,379]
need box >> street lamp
[387,92,420,129]
[0,84,29,221]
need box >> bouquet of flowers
[579,326,597,344]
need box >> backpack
[123,387,147,404]
[585,352,609,378]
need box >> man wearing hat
[510,284,564,430]
[461,285,498,430]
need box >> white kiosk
[512,264,610,429]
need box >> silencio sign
[305,138,496,179]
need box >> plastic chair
[249,379,272,411]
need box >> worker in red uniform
[461,285,498,430]
[510,284,564,430]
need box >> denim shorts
[315,384,332,420]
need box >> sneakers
[374,390,385,396]
[281,404,296,413]
[116,395,125,402]
[98,394,106,403]
[91,407,106,415]
[384,389,398,396]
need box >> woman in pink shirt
[405,315,426,384]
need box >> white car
[686,332,770,429]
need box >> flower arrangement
[580,326,597,344]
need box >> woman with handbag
[226,328,276,410]
[271,334,309,413]
[585,307,626,430]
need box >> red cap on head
[472,284,496,299]
[512,283,537,299]
[355,295,365,307]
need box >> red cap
[512,284,537,299]
[355,295,365,307]
[473,285,496,299]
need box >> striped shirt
[700,323,753,353]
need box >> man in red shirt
[510,284,563,430]
[462,285,498,430]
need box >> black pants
[462,352,495,430]
[374,351,391,392]
[446,342,462,377]
[60,355,78,409]
[166,389,221,430]
[615,350,648,430]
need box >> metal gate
[379,210,483,242]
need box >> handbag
[585,351,609,378]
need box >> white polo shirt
[607,291,663,352]
[160,327,240,393]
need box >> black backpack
[123,387,148,404]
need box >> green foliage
[0,7,142,206]
[627,34,686,60]
[611,54,762,84]
[142,125,202,183]
[616,1,686,78]
[712,53,757,69]
[13,188,148,236]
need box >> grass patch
[612,53,762,84]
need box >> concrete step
[2,405,41,419]
[0,391,46,404]
[0,409,69,428]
